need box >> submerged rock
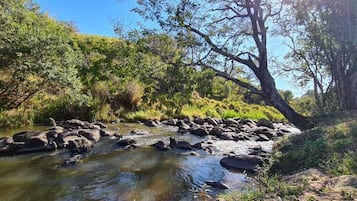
[176,140,193,150]
[130,129,150,135]
[117,138,137,147]
[60,154,82,167]
[220,155,263,173]
[151,141,170,151]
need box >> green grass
[270,118,357,176]
[181,96,285,121]
[220,111,357,200]
[218,174,305,201]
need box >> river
[0,122,278,201]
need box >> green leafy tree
[135,0,312,129]
[282,0,357,112]
[0,0,82,110]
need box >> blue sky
[33,0,145,37]
[33,0,306,97]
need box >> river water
[0,123,273,201]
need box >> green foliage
[35,92,96,122]
[270,118,357,176]
[219,174,304,201]
[0,0,83,110]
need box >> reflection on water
[0,123,251,201]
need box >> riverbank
[219,111,357,200]
[0,96,285,129]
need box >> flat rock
[220,155,263,173]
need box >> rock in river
[151,141,170,151]
[220,155,263,173]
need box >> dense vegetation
[0,0,287,128]
[1,0,356,200]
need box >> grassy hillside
[220,111,357,201]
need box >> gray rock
[193,117,205,125]
[144,120,160,127]
[117,138,137,146]
[176,140,193,150]
[223,118,239,127]
[130,129,150,135]
[205,118,218,126]
[151,141,169,151]
[12,131,48,150]
[78,129,101,142]
[99,129,120,137]
[165,119,178,126]
[190,127,209,137]
[169,137,177,148]
[61,134,93,153]
[218,132,235,140]
[257,118,275,129]
[220,155,263,172]
[93,122,107,129]
[60,154,82,167]
[63,119,98,129]
[257,134,270,141]
[209,127,224,137]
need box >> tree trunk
[259,70,313,130]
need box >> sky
[32,0,307,97]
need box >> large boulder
[55,132,93,153]
[11,131,49,153]
[220,155,263,173]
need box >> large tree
[282,0,357,112]
[0,0,83,109]
[135,0,312,128]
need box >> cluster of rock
[161,117,291,141]
[0,119,120,157]
[148,117,295,173]
[1,117,296,174]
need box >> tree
[0,0,82,110]
[135,0,312,129]
[282,0,357,112]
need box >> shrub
[35,93,96,122]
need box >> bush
[35,93,96,123]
